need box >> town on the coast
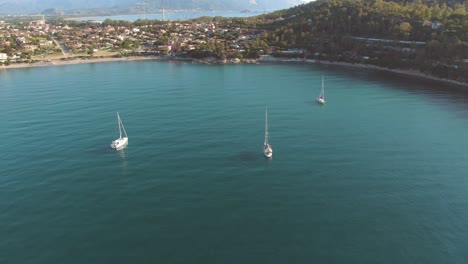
[1,0,467,83]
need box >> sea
[72,11,263,22]
[1,61,468,263]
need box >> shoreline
[0,56,159,69]
[1,55,467,88]
[256,56,468,88]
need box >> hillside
[256,0,467,81]
[265,0,467,41]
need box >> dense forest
[258,0,468,82]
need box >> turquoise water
[73,11,261,22]
[1,61,468,263]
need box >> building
[0,53,8,62]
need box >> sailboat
[263,107,273,158]
[111,112,128,150]
[316,76,326,104]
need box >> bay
[1,61,468,263]
[72,11,262,22]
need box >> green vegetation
[257,0,468,81]
[1,0,467,83]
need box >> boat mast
[117,112,122,139]
[265,107,268,145]
[322,76,324,98]
[120,115,128,138]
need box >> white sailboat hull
[316,96,326,104]
[263,144,273,158]
[111,137,128,150]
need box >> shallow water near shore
[1,61,468,263]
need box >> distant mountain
[0,0,310,14]
[41,8,65,16]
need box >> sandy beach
[0,56,160,70]
[1,55,467,88]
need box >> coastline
[0,56,160,70]
[1,55,467,88]
[256,56,468,88]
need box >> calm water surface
[73,11,261,22]
[1,62,468,263]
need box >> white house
[0,53,8,62]
[17,37,27,44]
[432,21,443,30]
[39,40,53,46]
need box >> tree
[399,22,412,38]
